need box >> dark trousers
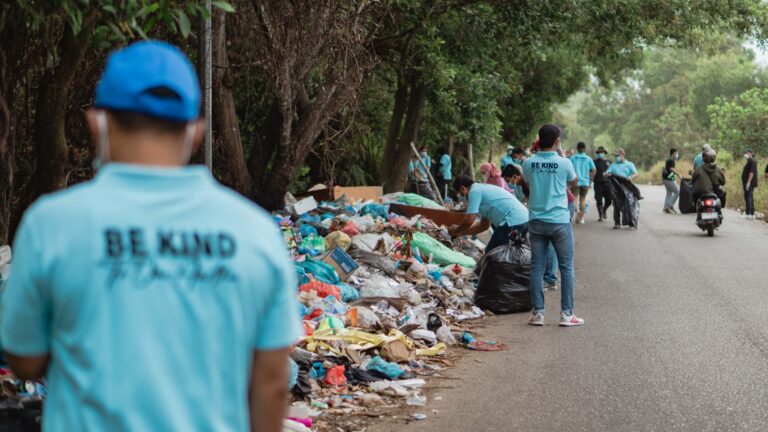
[594,182,611,218]
[485,223,529,253]
[435,175,449,201]
[744,186,755,215]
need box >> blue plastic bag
[288,358,299,389]
[367,356,405,379]
[299,224,319,238]
[360,203,389,219]
[338,283,360,302]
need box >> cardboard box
[333,186,384,202]
[287,196,318,217]
[321,247,360,281]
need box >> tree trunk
[32,27,92,195]
[379,75,408,183]
[212,8,251,195]
[382,76,426,193]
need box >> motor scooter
[696,193,722,237]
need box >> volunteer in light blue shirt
[449,177,528,252]
[435,147,452,200]
[522,124,583,327]
[606,148,638,179]
[409,146,431,180]
[570,142,596,224]
[693,143,712,169]
[501,145,515,168]
[1,41,301,432]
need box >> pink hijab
[480,162,511,191]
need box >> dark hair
[511,147,525,157]
[109,110,188,134]
[452,175,474,192]
[419,145,428,152]
[577,142,586,151]
[538,124,561,149]
[669,148,678,156]
[502,164,521,178]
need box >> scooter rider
[691,149,726,217]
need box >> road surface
[373,185,768,432]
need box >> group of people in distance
[664,143,767,220]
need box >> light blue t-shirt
[693,153,704,169]
[439,154,452,181]
[522,152,577,224]
[500,154,515,169]
[1,163,301,432]
[607,160,638,179]
[409,154,431,179]
[466,183,528,228]
[570,152,596,187]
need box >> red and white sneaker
[559,313,584,327]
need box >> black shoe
[598,217,604,222]
[613,225,621,230]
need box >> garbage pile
[278,192,492,431]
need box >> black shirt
[593,158,611,183]
[742,158,758,188]
[662,158,676,181]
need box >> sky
[745,40,768,67]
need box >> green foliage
[575,39,767,169]
[16,0,233,45]
[709,87,768,156]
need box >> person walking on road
[0,42,301,432]
[449,176,529,252]
[522,124,584,327]
[570,142,596,224]
[593,146,612,222]
[742,148,758,219]
[663,148,683,214]
[606,148,639,229]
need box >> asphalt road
[373,185,768,432]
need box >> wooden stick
[410,142,445,206]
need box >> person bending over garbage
[1,41,300,432]
[448,176,529,253]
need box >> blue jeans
[529,220,575,315]
[485,223,529,253]
[545,245,558,285]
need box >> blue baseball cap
[94,41,201,122]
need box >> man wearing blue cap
[1,41,300,432]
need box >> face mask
[180,123,196,165]
[597,153,605,160]
[745,154,750,160]
[615,156,622,163]
[513,158,521,164]
[420,152,427,158]
[674,154,680,160]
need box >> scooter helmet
[703,150,716,164]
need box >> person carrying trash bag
[475,230,532,314]
[1,41,301,432]
[606,148,641,230]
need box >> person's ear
[190,118,205,154]
[85,108,100,147]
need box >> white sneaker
[559,313,584,327]
[544,282,559,292]
[528,313,544,326]
[579,219,586,224]
[741,214,751,219]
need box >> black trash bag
[475,232,532,314]
[609,176,641,227]
[679,179,696,214]
[408,180,438,201]
[291,358,313,398]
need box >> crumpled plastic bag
[380,339,415,363]
[367,356,405,379]
[325,365,347,386]
[347,249,398,277]
[359,274,401,298]
[411,232,476,267]
[396,193,444,209]
[325,231,352,251]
